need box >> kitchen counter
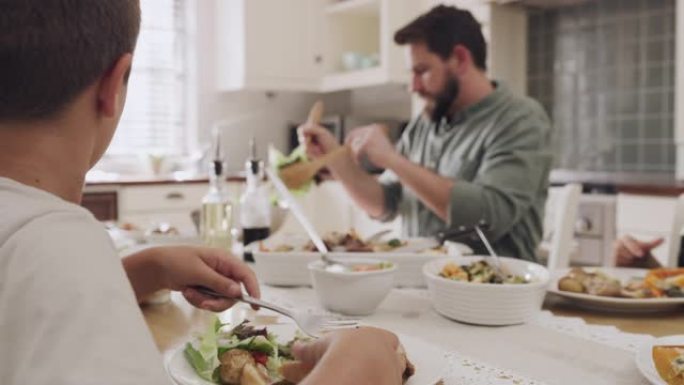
[550,169,684,196]
[84,172,246,187]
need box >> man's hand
[123,246,260,312]
[298,123,341,159]
[345,124,397,169]
[283,327,405,385]
[613,235,664,267]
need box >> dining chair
[664,193,684,267]
[540,183,582,270]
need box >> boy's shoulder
[0,177,103,258]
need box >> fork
[191,286,358,338]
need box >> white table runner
[261,287,653,385]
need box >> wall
[527,0,676,173]
[194,1,416,172]
[195,0,351,172]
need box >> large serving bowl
[250,236,453,287]
[308,258,396,316]
[423,256,550,326]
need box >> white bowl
[250,236,449,287]
[308,258,396,316]
[423,256,550,326]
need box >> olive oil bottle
[200,130,233,251]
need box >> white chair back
[665,193,684,267]
[544,183,582,270]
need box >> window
[105,0,192,157]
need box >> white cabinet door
[216,0,322,91]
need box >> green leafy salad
[268,145,315,195]
[184,316,306,385]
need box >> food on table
[645,268,684,298]
[653,345,684,385]
[439,260,529,284]
[258,229,438,253]
[557,267,684,298]
[118,222,140,231]
[184,317,303,384]
[184,316,415,384]
[147,222,179,235]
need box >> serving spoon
[278,100,349,190]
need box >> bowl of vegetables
[423,256,549,326]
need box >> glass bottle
[200,130,233,251]
[240,138,271,246]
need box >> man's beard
[427,76,459,123]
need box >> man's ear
[448,45,471,74]
[97,53,133,118]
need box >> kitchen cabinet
[216,0,324,91]
[82,182,245,235]
[81,191,118,222]
[215,0,423,92]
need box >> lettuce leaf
[183,315,221,382]
[268,144,314,195]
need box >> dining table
[143,283,684,385]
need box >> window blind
[106,0,188,156]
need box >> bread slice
[241,363,269,385]
[653,346,684,385]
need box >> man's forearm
[328,153,386,218]
[385,153,454,221]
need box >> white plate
[166,323,448,385]
[548,268,684,313]
[635,335,684,385]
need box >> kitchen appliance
[573,193,617,266]
[287,115,408,155]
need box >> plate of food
[166,316,447,385]
[548,267,684,312]
[636,335,684,385]
[250,229,468,287]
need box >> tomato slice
[252,351,268,365]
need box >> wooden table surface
[143,292,684,356]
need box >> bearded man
[300,5,552,261]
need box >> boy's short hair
[0,0,141,122]
[394,5,487,71]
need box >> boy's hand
[124,246,260,311]
[282,327,405,385]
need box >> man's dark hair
[0,0,141,121]
[394,5,487,71]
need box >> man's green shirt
[378,83,553,261]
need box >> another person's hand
[146,246,260,312]
[298,123,340,159]
[613,235,664,267]
[282,327,405,385]
[345,124,397,169]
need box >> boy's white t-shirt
[0,177,170,385]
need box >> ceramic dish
[635,335,684,385]
[423,256,550,326]
[548,268,684,313]
[166,323,448,385]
